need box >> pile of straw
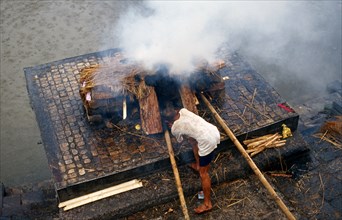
[79,56,151,100]
[314,116,342,148]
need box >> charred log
[138,79,163,135]
[178,84,198,114]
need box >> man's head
[162,102,180,123]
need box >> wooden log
[164,129,190,220]
[178,83,198,114]
[83,84,117,100]
[87,98,122,109]
[259,134,282,148]
[246,133,279,149]
[250,147,266,157]
[59,179,143,211]
[243,134,274,145]
[86,114,103,123]
[204,82,226,100]
[200,93,296,220]
[138,81,163,135]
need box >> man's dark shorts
[199,151,214,167]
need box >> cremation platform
[24,48,299,203]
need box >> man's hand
[188,137,198,146]
[165,120,173,129]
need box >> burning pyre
[79,52,226,135]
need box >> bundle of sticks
[243,133,286,157]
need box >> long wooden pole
[200,93,296,220]
[164,129,190,220]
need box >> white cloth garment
[171,108,220,156]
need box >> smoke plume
[114,1,341,101]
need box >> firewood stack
[79,53,227,135]
[80,55,138,123]
[243,133,286,157]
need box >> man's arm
[171,124,184,143]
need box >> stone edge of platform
[59,131,309,220]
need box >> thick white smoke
[115,1,291,73]
[114,1,341,102]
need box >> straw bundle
[79,61,151,100]
[314,116,342,148]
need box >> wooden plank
[138,81,163,135]
[178,84,198,114]
[59,179,143,210]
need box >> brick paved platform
[24,48,299,203]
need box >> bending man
[165,107,220,214]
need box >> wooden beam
[59,179,143,211]
[179,83,198,114]
[138,80,163,135]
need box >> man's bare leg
[189,138,200,171]
[195,164,213,213]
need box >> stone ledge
[60,131,309,219]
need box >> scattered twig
[215,204,222,210]
[241,106,247,117]
[314,116,342,148]
[245,103,273,120]
[214,152,221,163]
[111,123,161,145]
[226,198,246,208]
[269,173,292,178]
[318,173,325,209]
[313,133,342,148]
[319,130,328,143]
[190,193,197,203]
[251,88,257,105]
[233,112,249,125]
[304,187,311,194]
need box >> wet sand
[0,1,341,187]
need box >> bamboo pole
[164,129,190,220]
[200,93,296,220]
